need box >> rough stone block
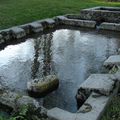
[99,22,120,31]
[104,55,120,66]
[29,22,43,33]
[0,29,11,41]
[62,19,96,28]
[79,74,115,95]
[10,27,26,39]
[20,24,30,34]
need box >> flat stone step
[104,55,120,66]
[79,74,115,95]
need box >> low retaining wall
[80,6,120,23]
[0,7,120,46]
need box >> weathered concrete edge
[47,79,119,120]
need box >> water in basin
[0,28,120,112]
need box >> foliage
[102,95,120,120]
[0,104,48,120]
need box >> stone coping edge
[0,14,120,45]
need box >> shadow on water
[0,27,120,112]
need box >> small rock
[27,75,59,97]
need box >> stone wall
[80,7,120,23]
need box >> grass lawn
[0,0,120,30]
[102,95,120,120]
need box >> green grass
[102,95,120,120]
[0,0,120,30]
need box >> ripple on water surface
[0,28,120,112]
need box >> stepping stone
[79,74,115,95]
[10,27,26,39]
[104,55,120,66]
[29,22,43,33]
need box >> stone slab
[10,27,26,39]
[99,22,120,31]
[62,19,96,28]
[47,107,76,120]
[104,55,120,66]
[76,92,112,120]
[79,74,115,95]
[29,22,43,33]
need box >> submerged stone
[27,75,59,97]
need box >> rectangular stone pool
[0,26,120,113]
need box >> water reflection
[0,29,119,112]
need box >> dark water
[0,28,120,112]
